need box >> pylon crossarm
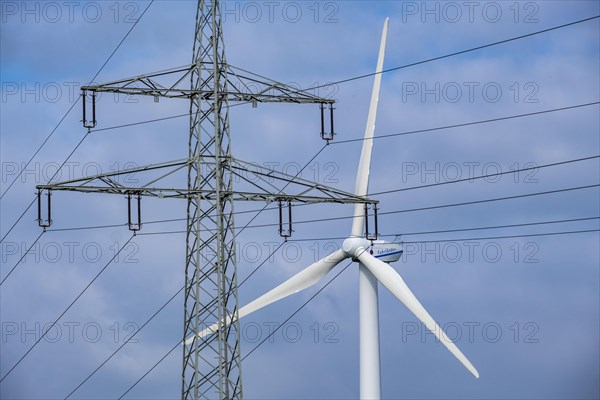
[226,64,334,104]
[35,184,375,205]
[230,157,374,204]
[82,64,195,99]
[37,155,376,205]
[98,175,125,189]
[36,158,191,190]
[81,63,334,105]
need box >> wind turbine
[184,18,479,398]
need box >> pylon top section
[81,63,335,105]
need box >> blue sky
[1,1,599,399]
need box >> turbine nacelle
[370,240,403,263]
[343,237,403,263]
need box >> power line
[64,285,184,399]
[23,208,283,396]
[402,228,599,244]
[332,102,600,145]
[396,216,600,237]
[226,143,330,241]
[374,184,600,217]
[0,0,155,245]
[0,99,80,199]
[4,14,594,235]
[232,184,600,231]
[239,242,286,287]
[118,339,180,399]
[286,216,600,242]
[41,152,600,234]
[4,15,597,241]
[0,235,135,383]
[240,260,354,361]
[45,206,291,233]
[89,2,155,86]
[118,259,355,399]
[56,13,600,398]
[0,230,45,286]
[112,222,600,396]
[38,144,332,234]
[7,12,600,395]
[1,130,91,244]
[7,134,324,392]
[308,15,600,91]
[82,89,597,143]
[96,169,600,396]
[69,17,599,140]
[66,121,326,400]
[107,218,600,395]
[46,130,91,184]
[90,100,254,134]
[134,183,600,234]
[60,140,303,395]
[17,155,599,395]
[238,228,600,366]
[47,222,128,233]
[0,197,36,244]
[122,247,372,398]
[0,1,155,200]
[0,102,79,199]
[65,240,284,398]
[115,184,600,235]
[17,103,597,242]
[289,227,600,244]
[117,223,600,394]
[90,112,189,133]
[370,155,600,196]
[46,106,600,233]
[115,242,286,398]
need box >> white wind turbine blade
[357,252,480,378]
[351,17,389,237]
[183,249,348,345]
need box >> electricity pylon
[37,1,376,399]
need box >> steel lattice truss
[38,157,374,205]
[81,63,334,105]
[36,1,375,399]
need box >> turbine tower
[36,1,374,398]
[185,19,479,399]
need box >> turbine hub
[342,237,370,259]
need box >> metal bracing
[35,1,378,398]
[39,157,376,205]
[81,62,334,105]
[181,2,242,398]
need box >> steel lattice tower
[183,1,241,398]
